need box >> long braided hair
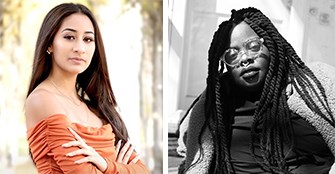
[199,7,335,173]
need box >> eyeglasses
[221,37,264,67]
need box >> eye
[84,37,94,43]
[227,49,238,58]
[246,41,261,52]
[224,49,239,62]
[64,35,75,40]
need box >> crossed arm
[63,127,141,172]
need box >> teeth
[243,69,253,75]
[243,70,258,78]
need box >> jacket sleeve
[177,108,192,157]
[176,88,215,173]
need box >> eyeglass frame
[221,37,265,67]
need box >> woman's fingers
[115,140,122,155]
[62,140,87,148]
[63,127,107,172]
[74,156,94,164]
[122,144,134,164]
[116,141,131,162]
[130,153,140,164]
[115,140,139,164]
[66,148,93,157]
[68,127,85,143]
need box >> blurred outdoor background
[0,0,162,173]
[167,0,335,173]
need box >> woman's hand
[62,127,107,172]
[115,140,140,164]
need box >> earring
[46,50,51,54]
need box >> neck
[245,91,261,103]
[47,74,79,100]
[235,87,262,106]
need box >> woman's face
[226,21,270,93]
[49,13,95,75]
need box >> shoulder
[177,89,207,152]
[25,86,65,129]
[307,62,335,78]
[306,62,335,89]
[189,89,207,120]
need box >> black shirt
[230,101,334,174]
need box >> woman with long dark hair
[178,7,335,174]
[25,3,149,173]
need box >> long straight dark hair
[27,3,129,143]
[197,7,335,174]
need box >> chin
[242,83,263,93]
[67,69,86,75]
[237,77,265,93]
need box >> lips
[69,57,86,62]
[241,66,259,77]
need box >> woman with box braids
[178,7,335,174]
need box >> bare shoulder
[24,87,65,129]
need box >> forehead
[229,21,258,46]
[59,13,94,32]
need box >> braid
[285,43,334,126]
[289,61,335,126]
[205,20,236,173]
[244,9,293,173]
[215,76,229,173]
[186,19,234,173]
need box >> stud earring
[47,50,51,54]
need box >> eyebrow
[61,28,94,35]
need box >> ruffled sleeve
[103,153,150,174]
[27,114,150,174]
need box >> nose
[239,52,254,67]
[73,40,86,54]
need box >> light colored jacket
[177,62,335,173]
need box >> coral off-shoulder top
[26,114,150,174]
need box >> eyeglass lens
[223,38,263,66]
